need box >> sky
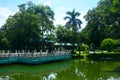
[0,0,100,28]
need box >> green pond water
[0,59,120,80]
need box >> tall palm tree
[64,9,82,32]
[64,9,82,54]
[35,5,54,51]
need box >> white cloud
[54,7,87,29]
[43,1,51,6]
[54,6,70,26]
[0,7,14,27]
[36,0,52,6]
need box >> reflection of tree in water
[0,61,70,80]
[109,66,120,79]
[79,61,120,80]
[112,67,120,73]
[56,60,120,80]
[0,71,58,80]
[0,60,120,80]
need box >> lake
[0,59,120,80]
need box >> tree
[55,25,72,43]
[101,38,115,51]
[64,9,82,54]
[83,0,120,48]
[1,1,55,51]
[64,9,82,32]
[35,5,55,51]
[0,28,8,50]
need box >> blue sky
[0,0,100,28]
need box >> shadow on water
[87,54,120,61]
[0,58,120,80]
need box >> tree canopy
[0,0,120,51]
[0,1,55,51]
[82,0,120,47]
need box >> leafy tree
[35,4,55,51]
[114,39,120,48]
[83,0,120,48]
[101,38,115,51]
[3,2,41,50]
[0,28,8,50]
[35,5,54,36]
[2,1,55,51]
[55,25,72,43]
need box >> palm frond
[65,21,71,29]
[72,9,75,13]
[75,12,80,17]
[76,22,81,28]
[75,19,82,28]
[64,9,82,31]
[66,11,72,16]
[75,19,82,24]
[64,16,71,20]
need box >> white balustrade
[0,49,70,58]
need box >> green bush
[101,38,115,51]
[81,43,89,51]
[75,43,89,52]
[113,40,120,52]
[115,39,120,47]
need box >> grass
[75,50,120,56]
[74,50,120,61]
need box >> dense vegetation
[82,0,120,49]
[0,0,120,52]
[0,1,55,51]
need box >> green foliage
[114,39,120,47]
[0,29,8,50]
[55,25,73,43]
[101,39,120,52]
[101,38,115,51]
[81,43,89,51]
[113,39,120,52]
[83,0,120,48]
[78,32,91,45]
[1,1,55,50]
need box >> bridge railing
[0,50,71,59]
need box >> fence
[0,50,71,64]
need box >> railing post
[2,50,4,57]
[46,50,48,56]
[7,50,9,57]
[40,50,42,56]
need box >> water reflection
[42,72,57,80]
[0,60,120,80]
[0,76,9,80]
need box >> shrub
[101,38,115,51]
[115,39,120,48]
[81,43,89,51]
